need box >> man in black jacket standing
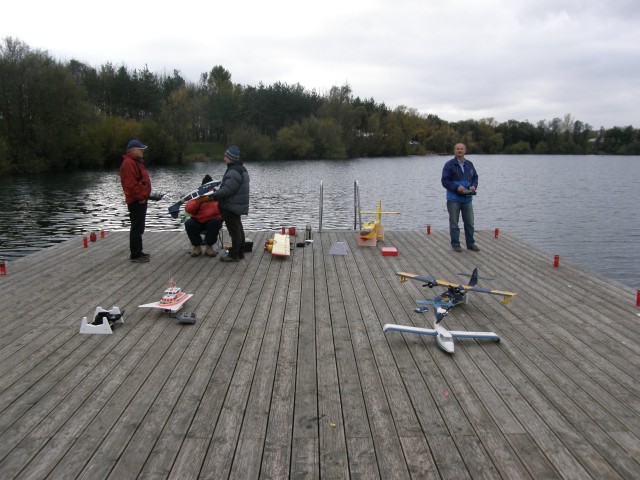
[208,146,250,262]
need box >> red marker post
[636,289,640,307]
[100,229,105,239]
[427,224,431,235]
[553,255,560,268]
[495,227,499,238]
[0,259,6,276]
[83,233,88,248]
[90,230,97,242]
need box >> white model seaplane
[383,298,500,353]
[139,279,193,313]
[396,268,517,306]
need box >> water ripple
[0,155,638,288]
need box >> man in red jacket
[184,175,223,257]
[120,139,152,262]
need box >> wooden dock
[0,230,639,479]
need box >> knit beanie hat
[202,174,213,185]
[224,145,240,162]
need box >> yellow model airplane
[359,200,399,244]
[396,268,517,305]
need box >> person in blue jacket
[441,143,479,252]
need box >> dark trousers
[221,209,245,258]
[127,201,147,258]
[185,218,223,246]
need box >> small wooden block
[381,247,398,256]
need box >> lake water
[1,155,638,288]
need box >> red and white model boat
[139,279,193,313]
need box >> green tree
[275,122,314,159]
[160,86,197,157]
[0,37,94,172]
[229,126,274,161]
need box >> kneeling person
[185,177,223,257]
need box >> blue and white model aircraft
[384,268,515,353]
[395,268,517,306]
[168,179,221,219]
[383,299,500,354]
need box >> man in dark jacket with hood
[208,146,250,262]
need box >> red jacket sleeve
[185,199,200,216]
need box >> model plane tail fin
[468,268,478,286]
[458,268,492,284]
[168,203,181,219]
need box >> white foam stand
[80,307,124,335]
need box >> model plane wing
[383,323,438,336]
[396,272,439,286]
[397,272,516,304]
[465,287,517,304]
[271,233,291,256]
[450,330,500,341]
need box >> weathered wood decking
[0,229,639,479]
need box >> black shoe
[452,245,462,252]
[140,252,151,258]
[220,255,239,262]
[467,244,480,251]
[130,255,150,263]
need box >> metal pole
[354,180,362,231]
[319,180,324,232]
[353,181,357,230]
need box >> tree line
[1,37,638,174]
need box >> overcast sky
[2,0,638,129]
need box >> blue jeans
[447,201,475,247]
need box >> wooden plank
[313,233,349,479]
[290,228,319,476]
[260,236,304,479]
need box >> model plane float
[396,268,517,306]
[383,298,500,353]
[139,279,193,313]
[168,179,221,219]
[358,199,399,245]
